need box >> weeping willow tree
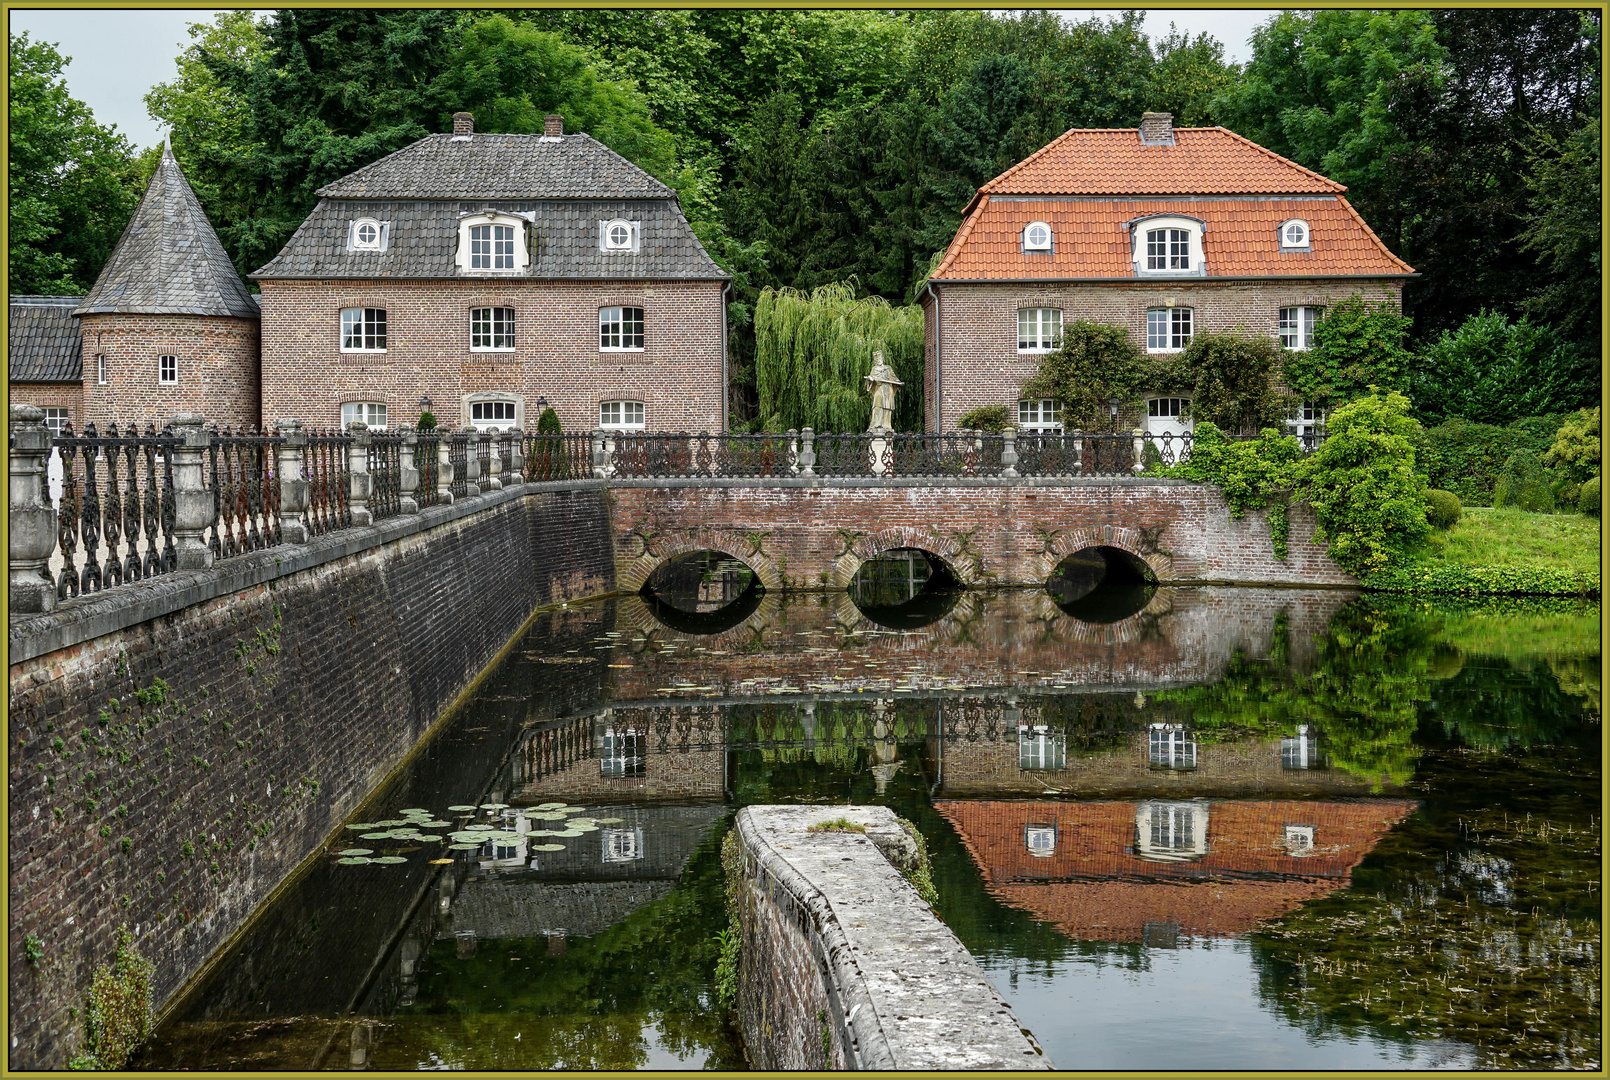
[752,281,925,432]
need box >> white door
[1145,397,1192,438]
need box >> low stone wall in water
[731,804,1050,1070]
[6,484,614,1069]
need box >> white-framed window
[340,402,387,430]
[1018,726,1066,770]
[601,826,645,862]
[95,354,107,385]
[1134,801,1210,863]
[341,308,387,352]
[1148,804,1199,851]
[1023,221,1052,251]
[158,354,177,386]
[1024,824,1058,858]
[1146,228,1191,271]
[470,399,517,431]
[1280,218,1311,249]
[470,223,516,270]
[1148,723,1197,769]
[1147,397,1189,421]
[600,306,645,351]
[1278,305,1322,350]
[601,728,645,778]
[601,219,637,251]
[1146,307,1192,352]
[1017,399,1062,432]
[1281,725,1322,768]
[1017,307,1062,352]
[470,306,515,351]
[599,400,645,430]
[349,217,387,251]
[1283,823,1316,855]
[1286,402,1327,441]
[42,408,69,436]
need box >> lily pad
[569,824,599,833]
[337,857,372,865]
[448,843,482,851]
[550,829,584,838]
[337,848,374,857]
[447,805,477,812]
[429,858,454,865]
[398,808,430,815]
[480,803,509,809]
[421,821,453,829]
[373,856,408,864]
[361,832,394,840]
[529,843,566,852]
[412,835,444,842]
[593,818,625,825]
[375,819,408,827]
[345,823,377,830]
[534,813,569,821]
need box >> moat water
[136,562,1601,1071]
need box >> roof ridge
[1334,194,1415,274]
[1201,126,1346,193]
[313,132,443,197]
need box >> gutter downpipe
[925,281,942,433]
[721,280,733,432]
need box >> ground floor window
[340,401,387,429]
[599,400,645,430]
[602,826,645,862]
[1286,401,1326,440]
[601,729,646,778]
[1017,399,1062,432]
[469,399,518,431]
[1146,307,1192,352]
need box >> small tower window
[158,354,177,386]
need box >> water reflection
[138,590,1600,1071]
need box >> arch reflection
[849,547,964,629]
[639,550,762,634]
[1047,546,1157,624]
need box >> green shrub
[1366,563,1598,597]
[1152,423,1300,557]
[536,406,562,435]
[1579,475,1601,517]
[1178,331,1292,434]
[416,411,438,431]
[1021,319,1153,429]
[1425,489,1462,529]
[958,405,1010,432]
[1411,310,1594,426]
[1283,294,1413,407]
[1493,450,1555,512]
[1545,407,1601,483]
[1296,389,1432,576]
[70,927,153,1071]
[1413,416,1563,506]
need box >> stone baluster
[397,426,420,514]
[436,430,455,505]
[1069,427,1084,472]
[346,421,373,526]
[1132,427,1147,474]
[9,405,58,613]
[277,419,310,543]
[484,429,503,492]
[505,427,525,488]
[798,426,816,477]
[1000,425,1019,479]
[170,413,215,569]
[463,432,482,497]
[591,427,609,478]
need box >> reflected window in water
[1019,725,1067,770]
[601,728,646,779]
[1283,823,1316,856]
[1280,725,1324,769]
[1024,823,1058,858]
[1148,723,1197,769]
[601,826,645,863]
[1135,801,1209,862]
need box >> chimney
[544,114,564,138]
[452,111,474,138]
[1139,111,1175,146]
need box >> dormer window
[1146,229,1190,271]
[1280,219,1311,250]
[349,218,387,251]
[601,219,638,252]
[1023,221,1052,252]
[455,211,531,274]
[1130,215,1205,277]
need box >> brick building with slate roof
[252,112,730,433]
[920,112,1417,434]
[8,113,730,435]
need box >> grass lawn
[1421,506,1602,578]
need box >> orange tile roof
[931,196,1414,281]
[980,127,1346,198]
[992,879,1333,941]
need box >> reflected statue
[864,351,903,432]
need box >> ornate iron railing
[304,427,352,536]
[47,421,178,600]
[447,431,469,500]
[206,425,282,560]
[414,430,440,507]
[523,433,592,481]
[610,432,800,478]
[475,431,493,487]
[368,430,404,520]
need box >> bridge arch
[1038,526,1173,585]
[618,528,784,594]
[830,526,981,590]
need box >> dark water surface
[136,583,1601,1071]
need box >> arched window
[1022,221,1052,251]
[1280,219,1311,249]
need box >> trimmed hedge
[1365,563,1600,597]
[1425,489,1462,529]
[1580,475,1601,517]
[1412,416,1562,506]
[1494,450,1555,512]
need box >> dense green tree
[9,32,145,293]
[1410,310,1594,425]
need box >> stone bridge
[608,476,1354,592]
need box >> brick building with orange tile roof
[920,112,1416,433]
[936,798,1416,941]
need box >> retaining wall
[6,484,613,1069]
[731,804,1050,1070]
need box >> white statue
[863,351,904,433]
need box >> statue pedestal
[868,428,891,475]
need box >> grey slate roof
[76,142,259,319]
[315,132,673,200]
[252,197,728,281]
[9,295,84,382]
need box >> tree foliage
[1178,331,1292,434]
[1283,295,1413,408]
[1544,407,1601,483]
[1410,310,1595,425]
[1020,320,1152,429]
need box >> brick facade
[924,277,1405,431]
[76,312,261,429]
[258,278,724,432]
[9,383,83,427]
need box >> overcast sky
[8,8,1280,150]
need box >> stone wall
[732,805,1049,1070]
[6,487,614,1069]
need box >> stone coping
[608,474,1193,489]
[7,479,607,666]
[735,804,1051,1070]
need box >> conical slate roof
[75,141,258,318]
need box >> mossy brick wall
[6,489,613,1069]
